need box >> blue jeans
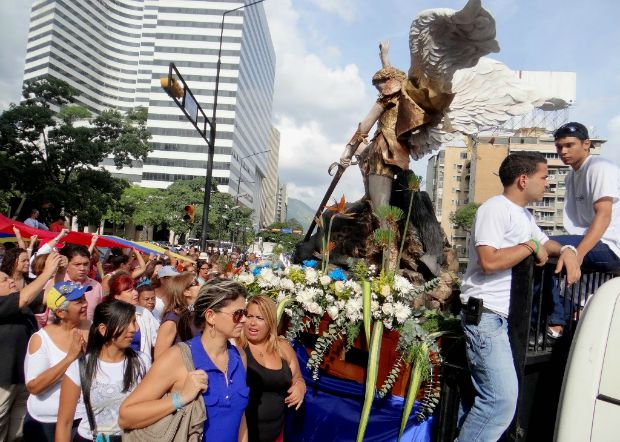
[548,235,620,325]
[458,313,518,442]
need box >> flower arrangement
[235,193,458,441]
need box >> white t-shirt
[460,195,549,316]
[66,353,150,439]
[24,329,85,423]
[152,296,165,321]
[563,155,620,258]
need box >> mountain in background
[286,198,315,230]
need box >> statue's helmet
[372,67,406,85]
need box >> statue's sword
[303,162,346,242]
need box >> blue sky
[1,0,618,208]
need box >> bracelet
[520,243,535,255]
[529,239,540,254]
[26,248,33,252]
[171,392,184,411]
[560,245,578,256]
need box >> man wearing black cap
[548,122,620,337]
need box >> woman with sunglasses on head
[153,272,202,360]
[108,272,159,363]
[239,295,306,442]
[23,282,90,441]
[55,300,149,442]
[119,279,250,442]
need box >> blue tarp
[284,343,433,442]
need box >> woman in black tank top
[240,296,306,442]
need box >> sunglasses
[216,308,248,323]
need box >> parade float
[237,0,569,439]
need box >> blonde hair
[238,295,280,356]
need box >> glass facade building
[22,0,277,225]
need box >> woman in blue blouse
[119,278,250,442]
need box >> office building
[22,0,278,223]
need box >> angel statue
[337,0,567,273]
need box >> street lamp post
[206,0,267,252]
[235,149,271,202]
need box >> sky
[1,0,619,209]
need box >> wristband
[529,239,540,254]
[171,392,184,411]
[560,245,578,256]
[520,243,535,255]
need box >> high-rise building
[22,0,278,222]
[260,127,280,227]
[426,130,606,270]
[275,180,287,223]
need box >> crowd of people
[0,230,304,442]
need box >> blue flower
[329,267,347,281]
[302,259,318,269]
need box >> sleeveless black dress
[244,346,293,442]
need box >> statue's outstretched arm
[379,41,391,68]
[339,102,384,167]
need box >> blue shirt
[188,335,249,442]
[130,329,142,353]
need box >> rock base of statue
[294,190,459,310]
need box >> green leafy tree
[259,219,304,253]
[449,202,481,232]
[0,77,151,225]
[157,178,254,243]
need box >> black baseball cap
[553,122,589,141]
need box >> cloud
[265,0,371,207]
[604,114,620,164]
[307,0,359,23]
[0,1,31,111]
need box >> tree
[0,77,151,225]
[259,219,304,253]
[449,202,481,232]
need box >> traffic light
[160,76,184,99]
[183,205,195,223]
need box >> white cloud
[265,0,371,207]
[604,114,620,164]
[307,0,358,23]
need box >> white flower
[393,275,413,294]
[305,268,318,284]
[334,281,345,294]
[344,280,362,295]
[372,300,381,319]
[383,318,393,330]
[327,305,339,320]
[306,301,324,315]
[393,301,412,324]
[368,264,377,276]
[296,288,315,305]
[279,278,295,291]
[319,275,331,286]
[345,296,363,322]
[237,273,255,285]
[381,302,395,317]
[276,291,287,303]
[325,294,335,303]
[380,284,391,297]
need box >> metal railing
[435,258,618,441]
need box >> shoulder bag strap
[177,341,196,371]
[78,356,98,438]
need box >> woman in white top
[56,300,150,442]
[23,281,91,441]
[108,272,159,362]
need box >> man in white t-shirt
[457,153,580,442]
[547,122,620,337]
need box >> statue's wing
[409,0,499,94]
[445,58,570,135]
